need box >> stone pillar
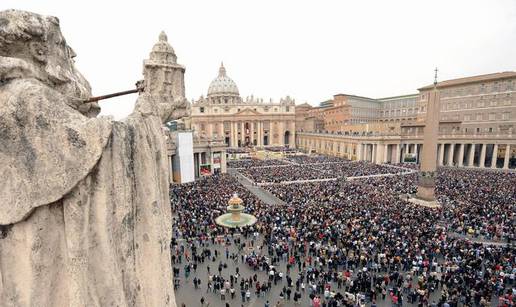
[479,144,486,168]
[221,150,227,173]
[207,123,213,139]
[393,144,401,163]
[457,143,464,167]
[447,144,455,166]
[356,143,363,161]
[233,122,238,147]
[491,144,498,168]
[218,122,224,140]
[468,144,475,167]
[230,122,235,147]
[383,144,389,163]
[250,121,255,146]
[371,144,376,163]
[503,144,511,169]
[438,143,445,166]
[290,121,296,149]
[240,122,245,145]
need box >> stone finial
[218,61,226,77]
[159,31,168,42]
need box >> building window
[200,107,205,113]
[286,106,290,112]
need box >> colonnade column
[467,144,475,167]
[356,143,363,161]
[438,143,445,166]
[457,144,464,167]
[393,144,401,163]
[447,144,455,166]
[503,145,511,169]
[383,144,389,163]
[491,144,498,168]
[479,144,487,168]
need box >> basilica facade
[190,63,296,148]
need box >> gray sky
[2,0,516,119]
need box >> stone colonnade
[296,134,515,170]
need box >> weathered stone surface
[0,10,183,307]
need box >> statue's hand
[159,97,189,123]
[67,97,101,118]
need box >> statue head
[0,10,99,116]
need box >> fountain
[215,194,257,228]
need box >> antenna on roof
[434,67,438,86]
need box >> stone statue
[0,10,186,306]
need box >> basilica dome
[207,63,240,97]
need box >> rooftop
[419,71,516,91]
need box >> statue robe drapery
[0,75,174,306]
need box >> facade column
[220,150,227,173]
[393,144,401,163]
[491,144,498,168]
[256,122,261,146]
[240,121,245,145]
[468,144,475,167]
[503,145,511,169]
[438,143,445,166]
[447,144,455,166]
[218,122,224,140]
[279,121,285,146]
[207,123,213,139]
[250,121,255,146]
[230,122,235,147]
[233,122,238,147]
[479,144,486,168]
[457,143,464,167]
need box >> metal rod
[84,88,141,103]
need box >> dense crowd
[437,168,516,242]
[309,161,408,177]
[238,165,336,183]
[171,166,515,307]
[228,158,291,169]
[286,155,348,164]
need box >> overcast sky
[2,0,515,119]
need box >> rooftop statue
[0,10,186,306]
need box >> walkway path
[228,168,286,206]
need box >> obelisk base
[408,171,441,208]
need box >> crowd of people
[237,158,410,183]
[309,161,408,178]
[228,158,291,169]
[238,165,337,183]
[170,161,515,307]
[286,155,347,164]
